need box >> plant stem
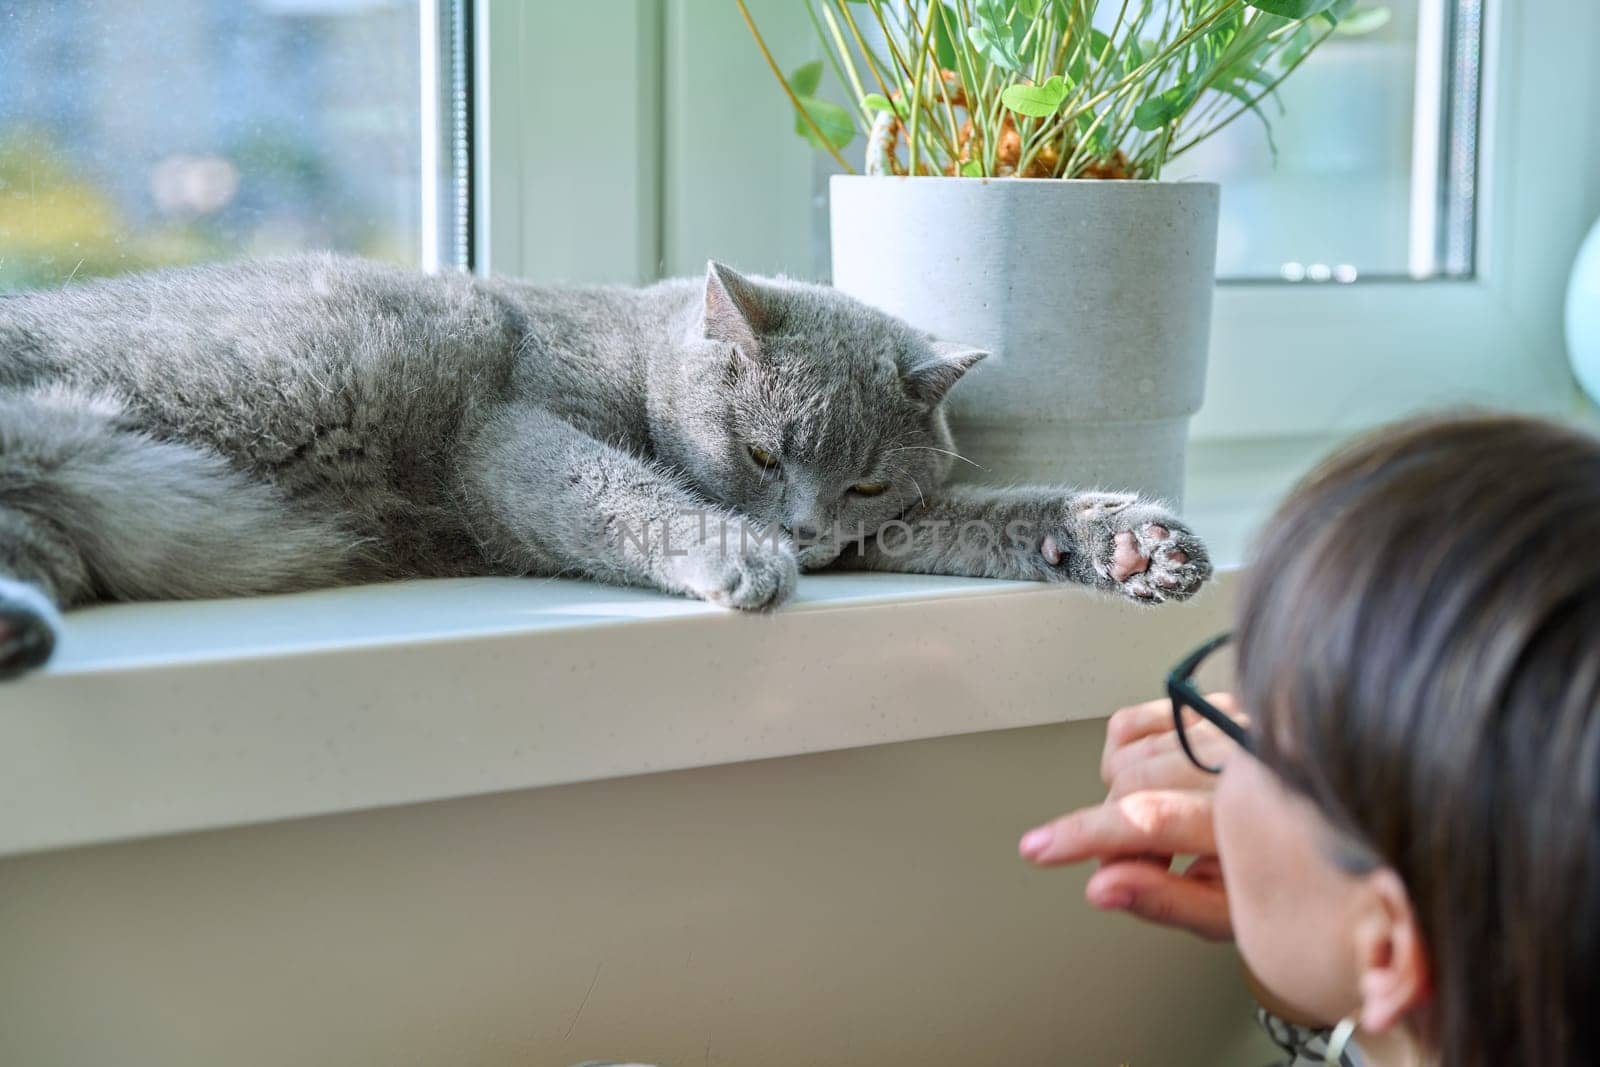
[1077,0,1243,119]
[1167,21,1332,158]
[868,1,920,90]
[735,0,857,174]
[775,0,1341,183]
[833,0,950,171]
[906,0,941,175]
[805,0,869,125]
[1020,0,1134,177]
[834,0,903,110]
[929,5,965,153]
[941,0,987,171]
[865,0,952,165]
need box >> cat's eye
[850,481,889,497]
[748,444,780,469]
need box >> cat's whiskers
[883,444,985,470]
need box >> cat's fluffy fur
[0,254,1209,677]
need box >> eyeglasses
[1165,632,1255,774]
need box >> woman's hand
[1017,695,1246,942]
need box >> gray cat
[0,255,1209,678]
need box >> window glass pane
[1170,0,1482,283]
[0,0,442,293]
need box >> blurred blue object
[1568,218,1600,406]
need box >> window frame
[472,0,661,285]
[421,0,475,273]
[1196,0,1599,438]
[474,0,1600,441]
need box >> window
[1173,0,1482,283]
[6,1,1593,438]
[0,0,470,294]
[647,2,1490,290]
[606,1,1593,440]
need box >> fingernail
[1019,826,1053,858]
[1094,890,1135,911]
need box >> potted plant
[738,0,1377,504]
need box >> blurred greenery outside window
[0,0,468,293]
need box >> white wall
[0,720,1275,1066]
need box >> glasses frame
[1165,632,1256,774]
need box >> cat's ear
[701,260,766,362]
[902,340,988,406]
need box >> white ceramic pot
[830,175,1219,505]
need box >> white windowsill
[0,435,1331,859]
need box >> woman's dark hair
[1235,414,1600,1067]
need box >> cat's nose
[791,523,820,543]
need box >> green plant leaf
[1000,75,1069,117]
[794,95,857,151]
[789,61,856,150]
[931,2,961,70]
[1038,0,1072,30]
[1075,112,1106,157]
[968,0,1024,71]
[1132,85,1194,131]
[789,60,823,99]
[1212,3,1246,40]
[967,25,1024,72]
[1216,82,1279,159]
[773,0,1344,175]
[1335,5,1391,34]
[1245,0,1338,16]
[1067,28,1114,84]
[1124,36,1144,74]
[1221,63,1278,91]
[1280,23,1320,65]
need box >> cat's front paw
[1043,493,1211,604]
[676,540,798,611]
[0,579,60,680]
[794,540,843,572]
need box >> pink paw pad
[1111,523,1194,588]
[1110,530,1148,582]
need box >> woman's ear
[1352,868,1433,1034]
